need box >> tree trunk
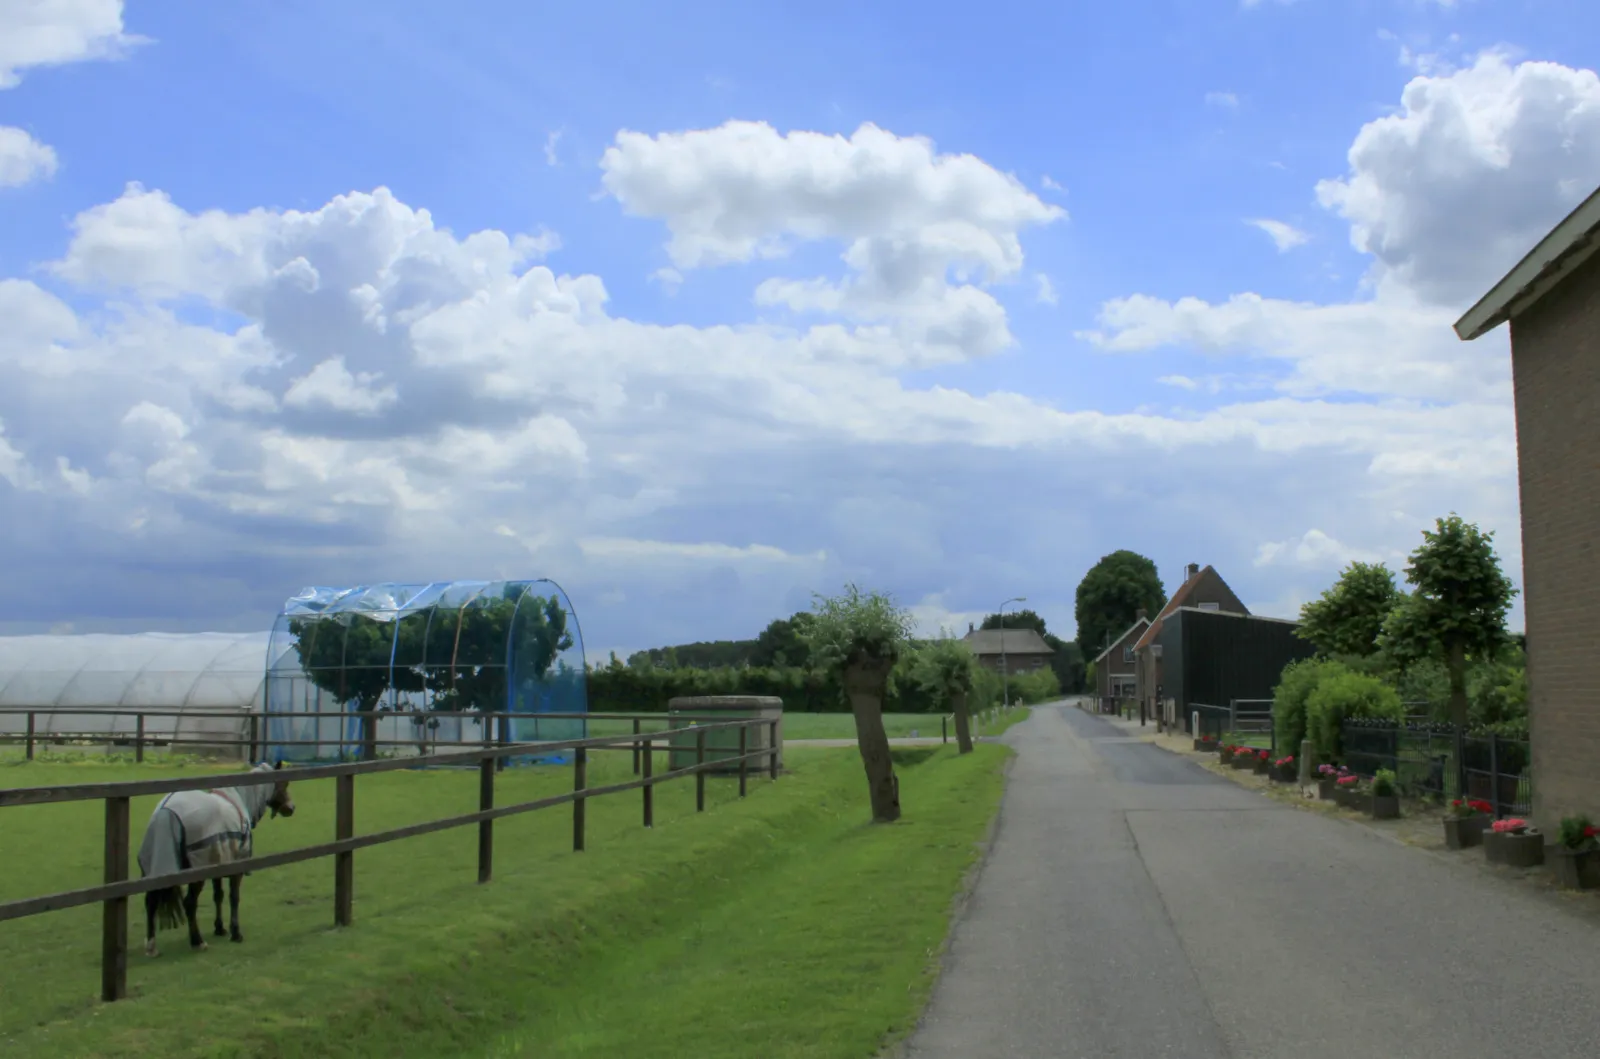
[842,659,901,823]
[1446,640,1469,731]
[951,688,974,754]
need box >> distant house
[1091,610,1150,705]
[1454,180,1600,832]
[1132,564,1249,726]
[962,625,1056,676]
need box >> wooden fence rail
[0,708,752,770]
[0,717,779,1003]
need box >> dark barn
[1154,607,1316,734]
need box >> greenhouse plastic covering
[264,579,587,764]
[0,632,269,746]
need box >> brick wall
[1508,249,1600,829]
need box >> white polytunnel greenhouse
[0,631,270,756]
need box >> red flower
[1257,750,1269,760]
[1586,825,1599,838]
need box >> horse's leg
[144,891,160,957]
[184,881,208,951]
[228,875,245,942]
[212,876,227,936]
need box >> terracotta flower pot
[1443,815,1486,850]
[1371,794,1400,820]
[1551,848,1600,890]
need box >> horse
[137,761,296,957]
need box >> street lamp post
[999,596,1026,709]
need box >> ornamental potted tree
[1551,815,1600,891]
[1442,799,1492,849]
[1316,764,1339,801]
[1253,749,1272,775]
[1370,768,1400,820]
[1484,818,1545,868]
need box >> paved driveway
[903,702,1600,1059]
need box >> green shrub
[1272,658,1348,757]
[1373,768,1397,797]
[1305,670,1404,763]
[1008,667,1062,705]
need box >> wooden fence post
[632,717,641,775]
[334,774,354,926]
[573,747,587,853]
[101,795,130,1002]
[248,713,260,762]
[642,735,654,828]
[696,728,706,813]
[25,711,35,761]
[768,720,779,780]
[738,725,748,798]
[135,713,145,764]
[478,755,495,883]
[942,715,948,745]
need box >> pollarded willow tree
[803,583,915,823]
[913,634,980,754]
[1296,561,1402,658]
[1379,514,1517,730]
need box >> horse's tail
[152,886,185,930]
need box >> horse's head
[267,760,296,818]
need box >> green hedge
[1305,670,1404,763]
[1272,658,1347,757]
[585,659,1010,715]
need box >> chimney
[1136,608,1147,621]
[967,622,975,634]
[1186,563,1200,580]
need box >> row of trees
[1275,514,1523,762]
[606,604,1085,709]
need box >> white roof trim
[1455,183,1600,341]
[1091,617,1150,664]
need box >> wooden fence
[0,717,777,1003]
[0,706,755,769]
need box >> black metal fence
[1342,718,1530,817]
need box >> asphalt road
[902,702,1600,1059]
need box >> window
[1198,602,1220,612]
[1122,645,1135,662]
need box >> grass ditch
[0,741,1009,1059]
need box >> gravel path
[902,701,1600,1059]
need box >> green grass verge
[980,706,1032,739]
[0,742,1008,1059]
[584,713,947,741]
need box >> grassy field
[0,739,1009,1059]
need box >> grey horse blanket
[138,763,277,881]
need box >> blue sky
[3,0,1597,658]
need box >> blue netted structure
[264,580,586,765]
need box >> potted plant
[1551,815,1600,891]
[1252,749,1272,775]
[1194,733,1218,753]
[1334,773,1361,808]
[1316,764,1339,801]
[1273,755,1297,783]
[1370,768,1400,820]
[1484,818,1545,868]
[1219,744,1235,765]
[1231,747,1255,771]
[1442,799,1492,850]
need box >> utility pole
[999,596,1026,709]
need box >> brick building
[1455,181,1600,832]
[1091,610,1149,704]
[961,626,1055,676]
